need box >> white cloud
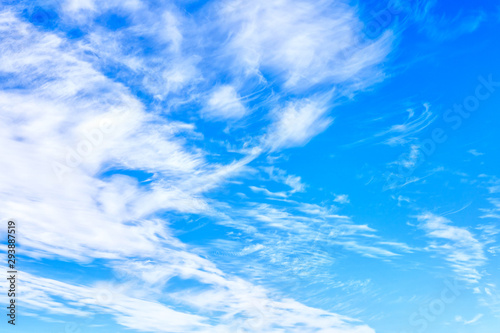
[455,313,483,325]
[0,9,263,262]
[19,271,212,332]
[204,85,247,120]
[334,194,350,204]
[217,0,392,90]
[220,200,403,267]
[18,268,377,333]
[468,149,484,156]
[0,9,382,332]
[408,1,486,41]
[330,240,400,258]
[478,175,500,194]
[249,185,288,198]
[379,103,436,146]
[392,144,422,170]
[416,213,486,283]
[480,198,500,219]
[263,97,333,151]
[378,241,416,253]
[263,166,306,194]
[207,0,394,153]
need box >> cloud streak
[416,213,486,283]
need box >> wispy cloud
[262,96,334,151]
[334,194,350,204]
[410,1,486,41]
[204,85,248,120]
[479,174,500,194]
[21,272,210,332]
[216,0,392,90]
[262,166,306,194]
[468,149,484,156]
[455,313,483,325]
[480,198,500,219]
[217,199,406,271]
[20,269,377,333]
[377,103,436,146]
[416,213,486,283]
[0,4,394,331]
[249,185,288,198]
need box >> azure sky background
[1,0,500,332]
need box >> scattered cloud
[20,269,378,333]
[416,213,486,283]
[378,103,436,146]
[263,166,306,193]
[263,97,333,151]
[249,185,288,198]
[480,198,500,219]
[455,313,483,325]
[334,194,350,204]
[217,0,392,89]
[410,1,486,41]
[204,85,248,120]
[468,149,484,156]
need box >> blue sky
[1,0,500,332]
